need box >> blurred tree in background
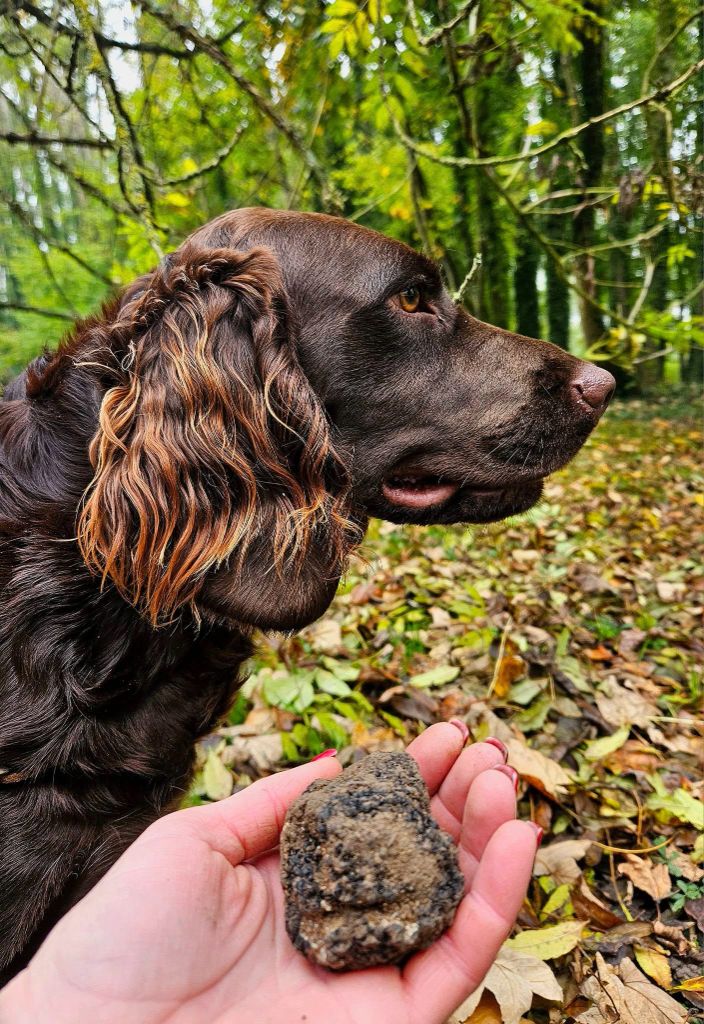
[0,0,702,388]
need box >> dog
[0,208,614,981]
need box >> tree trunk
[514,228,541,338]
[572,0,606,348]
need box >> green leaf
[320,656,360,681]
[409,665,460,688]
[315,669,352,696]
[647,786,704,830]
[583,725,630,761]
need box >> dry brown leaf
[579,953,686,1024]
[506,738,572,799]
[595,676,658,729]
[451,946,563,1024]
[604,739,662,774]
[534,839,594,884]
[572,879,624,929]
[617,854,672,901]
[222,733,283,773]
[304,618,343,651]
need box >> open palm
[2,724,538,1024]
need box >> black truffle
[280,750,465,970]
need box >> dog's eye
[398,286,421,313]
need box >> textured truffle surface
[280,750,464,971]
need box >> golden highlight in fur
[76,245,358,626]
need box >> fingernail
[529,822,543,846]
[449,718,469,743]
[312,749,337,761]
[493,764,519,792]
[485,737,509,762]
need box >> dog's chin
[371,477,544,525]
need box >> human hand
[0,724,539,1024]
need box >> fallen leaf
[202,748,234,800]
[579,953,687,1023]
[584,725,630,761]
[646,786,704,830]
[634,945,673,989]
[572,879,623,929]
[409,665,460,688]
[451,945,563,1024]
[595,677,658,728]
[534,839,594,885]
[506,919,584,960]
[460,991,502,1022]
[617,855,672,901]
[685,896,704,933]
[656,581,686,602]
[490,653,526,698]
[305,618,342,651]
[605,740,662,774]
[223,733,283,774]
[506,738,572,799]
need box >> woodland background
[0,2,703,1023]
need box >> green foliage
[1,0,701,387]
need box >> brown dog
[0,209,613,981]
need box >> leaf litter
[187,401,703,1021]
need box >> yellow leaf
[671,975,704,992]
[164,191,190,208]
[634,946,672,990]
[506,920,584,961]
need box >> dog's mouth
[380,469,545,518]
[382,473,461,510]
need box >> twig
[453,253,482,303]
[406,0,479,47]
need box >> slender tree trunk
[573,0,605,347]
[514,228,541,338]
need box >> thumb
[173,753,341,864]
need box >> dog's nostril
[571,366,615,411]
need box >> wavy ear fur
[77,245,359,627]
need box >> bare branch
[0,301,74,321]
[0,129,110,148]
[395,58,704,169]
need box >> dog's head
[71,208,612,630]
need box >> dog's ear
[77,245,360,629]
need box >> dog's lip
[381,470,528,510]
[381,468,546,510]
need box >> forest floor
[190,396,704,1024]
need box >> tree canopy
[0,0,702,387]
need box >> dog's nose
[571,365,615,413]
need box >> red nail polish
[449,718,469,743]
[485,737,509,762]
[494,764,519,792]
[312,749,337,761]
[529,822,543,847]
